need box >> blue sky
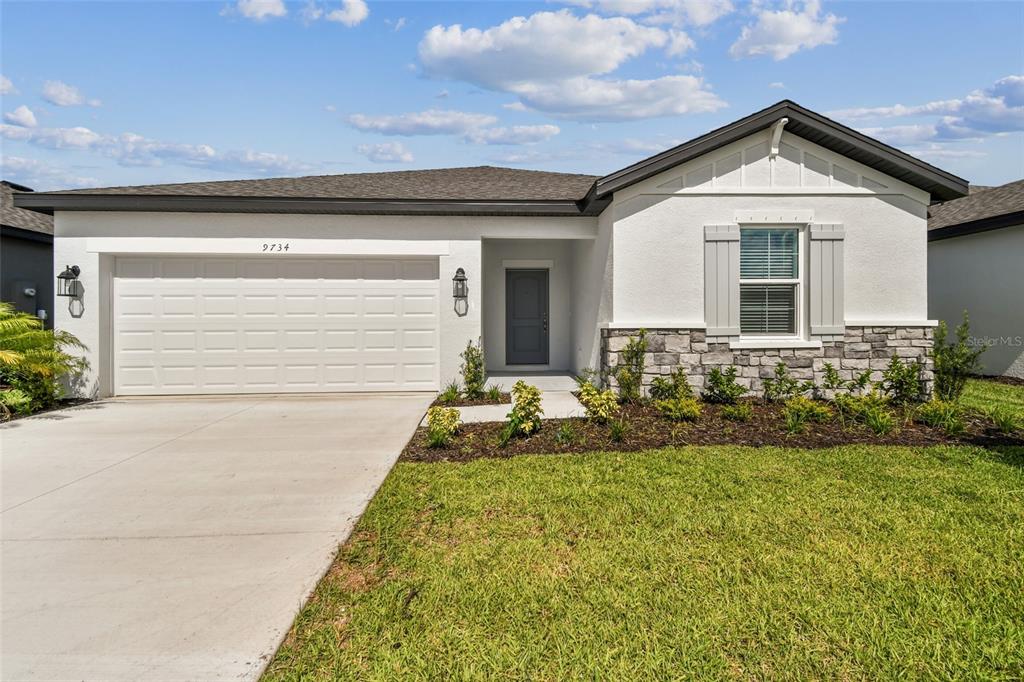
[1,0,1022,191]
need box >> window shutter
[809,223,845,335]
[704,224,740,336]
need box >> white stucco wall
[482,239,575,372]
[571,208,613,373]
[53,211,596,397]
[929,225,1024,378]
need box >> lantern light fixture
[452,267,468,300]
[57,265,81,298]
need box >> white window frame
[738,225,807,340]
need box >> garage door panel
[114,256,439,395]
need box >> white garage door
[113,256,440,395]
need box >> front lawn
[962,377,1024,417]
[266,445,1024,680]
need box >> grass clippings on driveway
[265,444,1024,681]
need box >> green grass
[266,445,1024,680]
[962,378,1024,417]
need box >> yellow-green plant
[0,302,86,412]
[654,396,702,422]
[782,396,833,434]
[721,402,754,422]
[577,381,619,423]
[425,406,461,448]
[499,381,543,446]
[915,400,966,436]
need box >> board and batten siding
[809,223,845,335]
[703,224,740,336]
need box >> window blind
[740,284,797,334]
[740,229,798,279]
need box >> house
[2,181,55,328]
[14,100,968,398]
[928,179,1024,378]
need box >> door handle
[542,314,548,333]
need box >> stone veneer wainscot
[601,326,934,398]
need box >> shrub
[817,363,871,398]
[437,381,461,404]
[763,362,814,403]
[915,400,965,436]
[499,381,544,446]
[720,402,753,422]
[555,421,578,446]
[782,396,832,434]
[615,330,648,404]
[608,418,628,442]
[425,406,461,448]
[0,302,86,413]
[654,396,702,422]
[577,382,619,424]
[0,388,32,418]
[984,406,1020,435]
[702,366,746,404]
[862,405,896,435]
[649,367,694,401]
[574,367,600,390]
[833,391,897,435]
[485,384,503,402]
[460,341,486,399]
[880,356,923,405]
[932,312,985,402]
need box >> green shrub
[499,381,544,446]
[649,367,694,401]
[574,367,600,390]
[880,356,923,404]
[577,382,619,424]
[984,406,1020,435]
[615,330,648,404]
[608,418,628,442]
[763,362,814,403]
[460,341,486,399]
[833,391,897,435]
[782,396,832,434]
[720,402,753,422]
[915,400,966,435]
[654,396,702,422]
[425,406,461,448]
[702,366,746,404]
[0,388,33,418]
[862,406,896,435]
[554,421,578,446]
[485,384,503,402]
[817,363,870,398]
[0,302,86,413]
[932,312,985,402]
[437,381,461,404]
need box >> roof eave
[928,209,1024,242]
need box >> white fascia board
[846,319,939,327]
[85,237,452,256]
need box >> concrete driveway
[0,393,432,681]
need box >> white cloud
[464,124,560,145]
[387,16,407,31]
[833,75,1024,143]
[730,0,843,61]
[356,142,414,163]
[300,1,324,23]
[418,10,726,121]
[0,75,16,95]
[567,0,734,28]
[0,157,99,190]
[327,0,369,26]
[4,105,38,128]
[1,123,104,149]
[769,81,785,89]
[435,89,449,99]
[502,102,528,111]
[235,0,287,20]
[40,80,100,107]
[348,109,498,136]
[324,104,337,112]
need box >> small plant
[862,405,896,435]
[499,381,544,446]
[721,402,753,422]
[915,400,965,436]
[460,340,486,400]
[932,312,985,402]
[555,421,578,446]
[0,388,33,419]
[654,396,702,422]
[577,382,619,424]
[650,367,694,401]
[0,302,86,413]
[615,330,648,404]
[782,396,832,434]
[880,356,923,405]
[485,384,503,402]
[984,406,1020,435]
[425,406,461,448]
[702,366,746,405]
[608,417,629,442]
[849,369,873,395]
[437,381,461,404]
[763,362,813,403]
[820,363,845,393]
[574,367,600,390]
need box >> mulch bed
[431,393,511,408]
[402,401,1023,463]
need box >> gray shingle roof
[928,179,1024,231]
[1,181,54,235]
[43,166,599,202]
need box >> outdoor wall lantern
[57,265,81,298]
[452,267,468,300]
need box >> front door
[506,269,549,365]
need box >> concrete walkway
[0,393,432,681]
[425,372,585,424]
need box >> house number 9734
[261,243,290,252]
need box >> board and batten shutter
[704,224,740,336]
[809,223,845,335]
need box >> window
[739,228,800,335]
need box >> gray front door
[506,269,549,365]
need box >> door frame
[504,267,550,366]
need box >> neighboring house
[928,179,1024,378]
[15,100,968,398]
[1,181,54,328]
